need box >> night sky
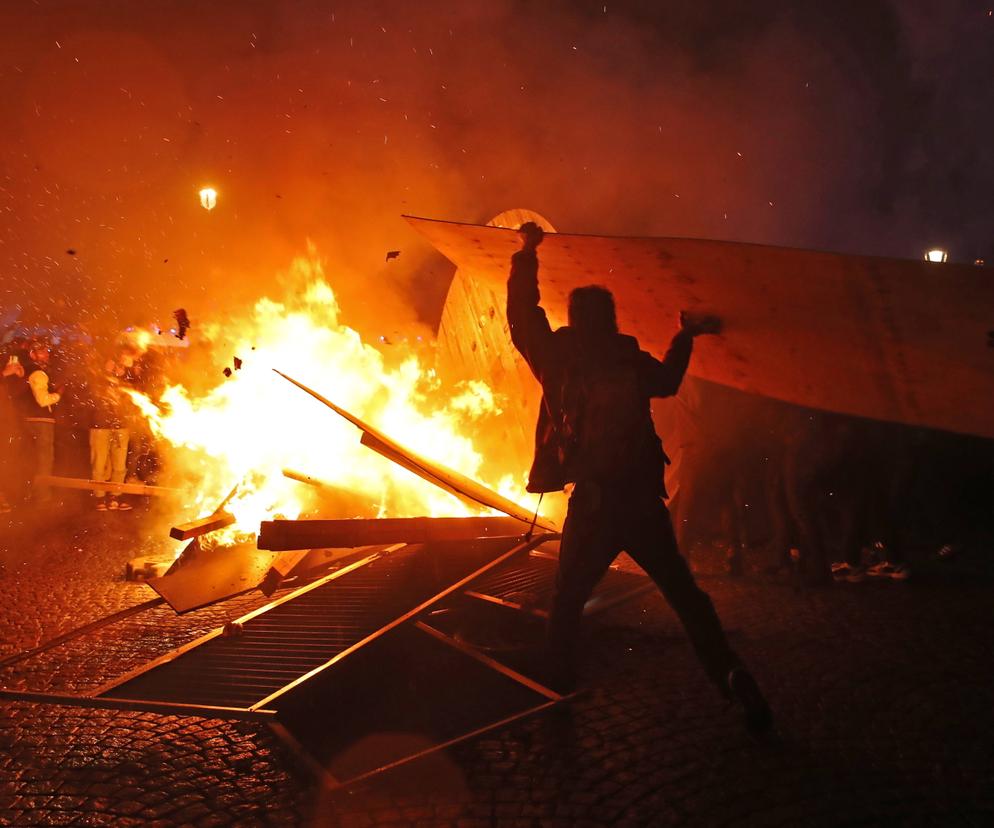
[1,0,991,338]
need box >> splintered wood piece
[169,511,236,541]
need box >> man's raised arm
[640,311,722,398]
[506,222,554,378]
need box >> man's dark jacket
[506,247,694,495]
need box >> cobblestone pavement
[1,501,992,826]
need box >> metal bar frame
[0,598,165,670]
[463,589,548,618]
[0,689,275,721]
[582,580,655,617]
[325,692,578,792]
[249,533,558,711]
[93,549,389,697]
[413,620,560,701]
[267,720,340,787]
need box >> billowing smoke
[0,0,990,340]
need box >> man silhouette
[507,221,772,734]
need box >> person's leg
[109,429,131,509]
[623,497,740,693]
[624,496,772,732]
[0,435,10,511]
[8,427,27,504]
[109,429,128,482]
[546,485,620,690]
[89,428,111,501]
[29,422,55,502]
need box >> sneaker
[832,563,866,583]
[888,564,911,581]
[866,561,896,578]
[867,562,911,581]
[95,498,107,511]
[108,500,119,511]
[728,668,773,735]
[116,500,133,511]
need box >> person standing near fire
[1,349,27,512]
[86,347,136,511]
[507,222,773,734]
[23,341,61,504]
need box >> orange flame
[130,249,531,546]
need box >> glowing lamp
[924,248,948,263]
[199,187,218,211]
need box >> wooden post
[258,516,529,551]
[35,475,181,497]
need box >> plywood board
[408,216,994,440]
[147,542,278,613]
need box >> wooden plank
[169,511,236,541]
[258,516,529,551]
[35,475,181,497]
[281,468,346,492]
[165,480,243,575]
[406,215,994,440]
[358,432,486,513]
[146,541,278,614]
[271,369,556,530]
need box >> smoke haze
[1,0,990,337]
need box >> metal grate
[466,548,653,616]
[101,537,523,710]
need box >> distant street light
[924,248,948,263]
[199,187,218,211]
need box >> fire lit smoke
[129,248,528,546]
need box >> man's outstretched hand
[680,310,723,337]
[518,221,545,251]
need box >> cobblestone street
[2,503,992,826]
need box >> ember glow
[129,249,531,546]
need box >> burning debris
[172,309,190,341]
[107,246,547,612]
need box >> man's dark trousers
[548,482,740,692]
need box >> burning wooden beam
[281,468,331,488]
[35,475,181,497]
[165,480,244,575]
[258,516,530,551]
[169,511,236,541]
[272,370,556,531]
[358,432,483,513]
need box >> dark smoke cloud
[0,0,990,339]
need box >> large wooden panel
[409,216,994,439]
